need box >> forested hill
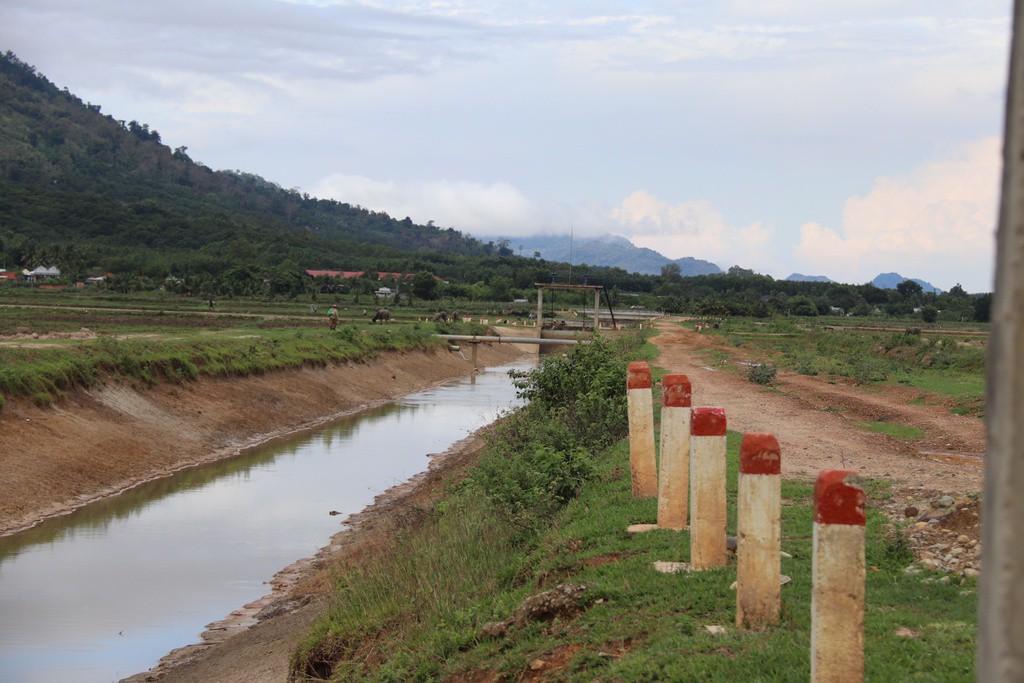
[0,51,491,275]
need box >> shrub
[748,362,777,385]
[509,335,631,449]
[472,445,593,532]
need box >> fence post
[627,361,657,498]
[658,374,691,530]
[690,407,727,569]
[811,469,866,683]
[737,433,781,628]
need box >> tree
[412,271,439,300]
[920,305,938,324]
[790,296,818,316]
[974,294,993,323]
[896,280,924,298]
[661,263,682,283]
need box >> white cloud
[609,190,775,271]
[795,137,1000,291]
[310,174,542,234]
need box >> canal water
[0,363,528,682]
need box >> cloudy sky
[0,1,1012,291]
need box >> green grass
[855,421,926,441]
[292,430,975,682]
[0,324,444,405]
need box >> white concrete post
[627,361,657,498]
[980,2,1024,680]
[658,374,691,530]
[536,287,544,329]
[811,469,866,683]
[594,290,601,331]
[736,433,782,629]
[690,407,727,569]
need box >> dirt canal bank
[0,344,524,536]
[0,343,528,682]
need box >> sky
[0,1,1013,291]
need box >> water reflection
[0,363,527,683]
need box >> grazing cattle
[434,311,449,323]
[371,309,391,324]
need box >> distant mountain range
[869,272,942,293]
[786,273,834,283]
[507,234,722,276]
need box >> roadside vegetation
[289,335,975,682]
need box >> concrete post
[690,407,727,569]
[594,290,601,331]
[536,287,544,329]
[658,374,692,530]
[811,470,866,683]
[980,2,1024,680]
[736,433,782,629]
[627,361,657,498]
[470,342,479,373]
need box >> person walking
[327,305,339,331]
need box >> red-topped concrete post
[627,361,657,497]
[658,374,692,530]
[690,407,727,569]
[811,470,866,683]
[737,433,782,628]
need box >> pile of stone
[882,489,981,580]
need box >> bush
[472,445,593,532]
[748,362,777,385]
[508,335,631,449]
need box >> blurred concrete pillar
[980,2,1024,679]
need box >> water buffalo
[371,308,391,324]
[434,311,449,323]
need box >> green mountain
[0,50,492,278]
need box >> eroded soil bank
[0,343,524,536]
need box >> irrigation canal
[0,362,529,682]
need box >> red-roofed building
[0,270,20,282]
[306,270,365,279]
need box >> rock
[705,625,728,635]
[938,576,951,584]
[963,568,981,578]
[957,535,970,543]
[511,583,589,625]
[529,659,547,671]
[904,506,919,518]
[894,627,922,638]
[903,565,922,575]
[936,496,955,509]
[950,547,964,556]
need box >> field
[0,287,505,408]
[695,317,987,419]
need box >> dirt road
[650,320,985,493]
